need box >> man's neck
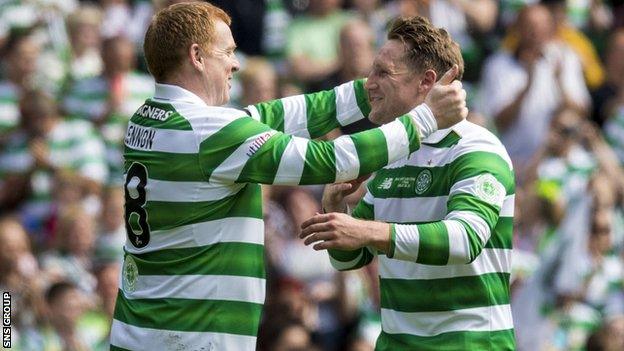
[161,73,216,106]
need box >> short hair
[387,16,464,80]
[143,1,231,82]
[45,281,77,304]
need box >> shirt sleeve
[389,151,515,265]
[199,112,423,185]
[246,79,370,138]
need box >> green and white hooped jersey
[110,80,432,350]
[329,120,516,350]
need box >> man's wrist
[366,221,392,255]
[408,104,438,139]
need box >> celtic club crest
[415,169,433,194]
[123,255,138,293]
[474,173,505,205]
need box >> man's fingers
[303,231,334,246]
[300,222,334,238]
[437,64,459,85]
[300,213,332,229]
[313,240,335,251]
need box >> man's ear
[189,43,204,71]
[418,69,437,94]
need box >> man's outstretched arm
[246,80,371,139]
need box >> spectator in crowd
[95,187,126,262]
[286,0,353,87]
[62,35,153,185]
[0,30,40,136]
[0,90,108,236]
[480,4,590,178]
[94,261,120,319]
[40,205,98,294]
[0,216,47,340]
[40,281,109,351]
[62,5,104,86]
[239,57,279,106]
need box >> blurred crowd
[1,0,624,350]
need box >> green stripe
[448,194,500,229]
[352,198,374,220]
[299,140,336,185]
[375,329,515,351]
[129,242,265,278]
[124,149,204,181]
[129,100,193,130]
[145,183,262,230]
[255,99,285,131]
[397,115,421,153]
[422,131,461,148]
[110,345,132,351]
[485,217,513,249]
[353,79,371,117]
[329,247,375,271]
[416,221,449,265]
[351,128,388,177]
[236,134,290,184]
[114,291,262,336]
[369,151,514,199]
[380,272,510,312]
[305,88,338,138]
[200,117,272,179]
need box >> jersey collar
[422,119,467,144]
[153,83,207,106]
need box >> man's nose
[364,76,377,90]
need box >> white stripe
[333,136,360,182]
[111,320,257,351]
[395,139,512,170]
[381,304,514,337]
[375,196,448,223]
[335,81,364,126]
[209,131,276,183]
[379,119,410,164]
[393,224,420,261]
[447,210,491,245]
[173,103,247,142]
[329,250,365,271]
[144,178,244,202]
[272,137,309,185]
[0,104,18,123]
[374,195,515,223]
[444,219,471,264]
[125,121,198,153]
[362,190,374,205]
[379,248,512,280]
[246,104,261,121]
[500,195,515,217]
[124,217,264,253]
[282,94,310,138]
[123,275,265,304]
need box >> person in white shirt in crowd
[480,4,590,179]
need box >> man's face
[7,38,39,81]
[103,38,135,75]
[365,40,421,124]
[202,20,239,106]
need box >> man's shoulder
[451,121,513,169]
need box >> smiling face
[200,20,239,106]
[365,39,423,124]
